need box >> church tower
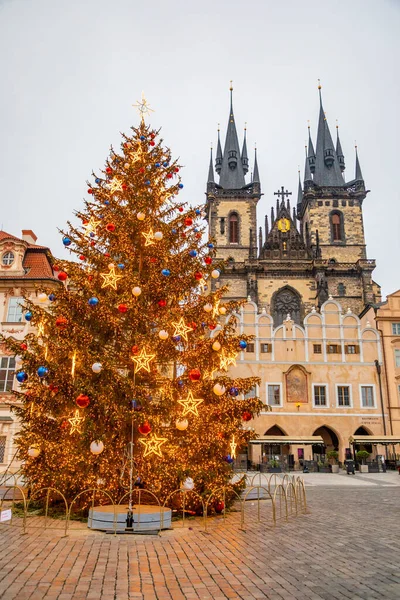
[206,85,261,264]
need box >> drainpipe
[375,359,388,460]
[375,312,393,436]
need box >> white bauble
[211,270,220,279]
[213,383,226,396]
[90,440,104,455]
[124,163,129,169]
[38,293,47,303]
[203,303,213,313]
[176,418,188,431]
[136,212,145,221]
[92,362,102,374]
[154,231,163,241]
[181,477,194,491]
[212,341,221,351]
[159,330,169,340]
[28,445,40,458]
[15,355,23,365]
[132,286,142,297]
[219,306,227,315]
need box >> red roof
[0,230,56,280]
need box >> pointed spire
[286,198,291,212]
[336,123,345,172]
[292,206,297,227]
[215,125,223,175]
[265,214,269,236]
[313,82,344,187]
[258,226,263,255]
[304,144,312,184]
[241,124,249,175]
[307,123,316,174]
[207,147,215,183]
[253,146,260,184]
[271,206,275,223]
[218,82,246,189]
[297,170,303,206]
[355,145,363,181]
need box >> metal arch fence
[0,473,308,537]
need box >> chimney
[21,230,37,245]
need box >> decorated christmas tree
[6,97,262,507]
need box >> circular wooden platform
[88,504,172,532]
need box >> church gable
[260,201,310,260]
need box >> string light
[142,229,155,246]
[230,435,237,459]
[139,433,167,457]
[100,264,123,290]
[131,348,155,373]
[171,317,193,342]
[68,410,84,434]
[178,390,204,417]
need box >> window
[229,213,239,244]
[267,384,282,407]
[6,297,24,322]
[337,385,351,407]
[337,283,346,296]
[313,385,327,407]
[0,436,6,463]
[345,345,359,354]
[395,349,400,368]
[313,344,322,354]
[245,343,255,353]
[260,343,270,353]
[392,323,400,335]
[331,211,344,242]
[327,344,340,354]
[361,386,375,408]
[2,252,14,266]
[0,357,16,392]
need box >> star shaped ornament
[83,217,101,236]
[219,350,237,372]
[100,264,123,290]
[142,229,155,246]
[139,433,167,458]
[68,409,84,434]
[108,177,124,194]
[171,317,193,342]
[178,390,204,417]
[131,348,156,373]
[230,435,237,459]
[133,92,154,121]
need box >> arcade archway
[312,425,339,460]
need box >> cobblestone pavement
[0,485,400,600]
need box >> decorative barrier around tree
[0,472,308,537]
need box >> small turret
[355,146,364,182]
[297,171,303,207]
[336,125,345,172]
[241,125,249,175]
[207,147,214,183]
[215,126,223,175]
[307,125,316,174]
[253,147,260,184]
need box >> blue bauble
[134,476,142,485]
[25,312,32,322]
[189,250,197,257]
[88,297,99,306]
[16,372,28,383]
[177,380,184,387]
[62,237,71,247]
[95,178,101,184]
[173,335,181,342]
[207,243,214,249]
[239,340,247,349]
[195,209,201,215]
[201,322,206,327]
[48,294,56,302]
[98,215,104,219]
[178,183,184,189]
[89,232,95,238]
[172,229,177,234]
[194,228,199,233]
[37,366,48,378]
[163,161,169,167]
[104,200,110,205]
[225,455,234,464]
[140,135,145,141]
[155,162,161,168]
[131,399,142,411]
[161,269,170,277]
[229,387,239,397]
[117,263,125,269]
[145,180,151,185]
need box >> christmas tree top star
[68,410,84,434]
[139,433,167,457]
[131,348,155,373]
[178,390,204,417]
[100,264,123,290]
[171,317,193,341]
[133,92,154,121]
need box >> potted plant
[268,459,282,473]
[327,450,339,473]
[317,461,331,473]
[356,450,370,473]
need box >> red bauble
[60,420,68,430]
[131,345,139,355]
[118,304,128,313]
[20,343,27,351]
[214,501,225,514]
[196,233,202,239]
[122,183,128,190]
[87,188,93,194]
[217,432,224,439]
[53,265,60,272]
[88,275,93,282]
[139,167,145,174]
[158,299,167,307]
[106,167,112,174]
[204,257,212,265]
[106,223,115,232]
[184,217,193,227]
[150,257,157,263]
[49,384,59,394]
[150,133,155,139]
[58,272,68,282]
[167,173,173,179]
[149,141,155,146]
[242,411,252,422]
[189,322,197,330]
[181,233,186,238]
[208,322,216,330]
[138,422,151,435]
[188,369,201,382]
[55,316,68,329]
[104,253,110,258]
[79,255,85,261]
[90,241,96,247]
[194,272,203,280]
[124,142,129,148]
[174,167,179,173]
[178,207,184,212]
[76,394,90,409]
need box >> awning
[0,417,12,422]
[351,436,400,445]
[250,435,324,445]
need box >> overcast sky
[0,0,399,298]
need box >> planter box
[359,465,369,473]
[331,465,339,473]
[318,467,331,473]
[268,467,282,473]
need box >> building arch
[264,424,287,436]
[228,211,240,244]
[271,285,303,327]
[353,426,373,454]
[330,210,345,243]
[312,425,340,459]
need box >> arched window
[229,213,239,244]
[272,287,302,326]
[330,211,344,242]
